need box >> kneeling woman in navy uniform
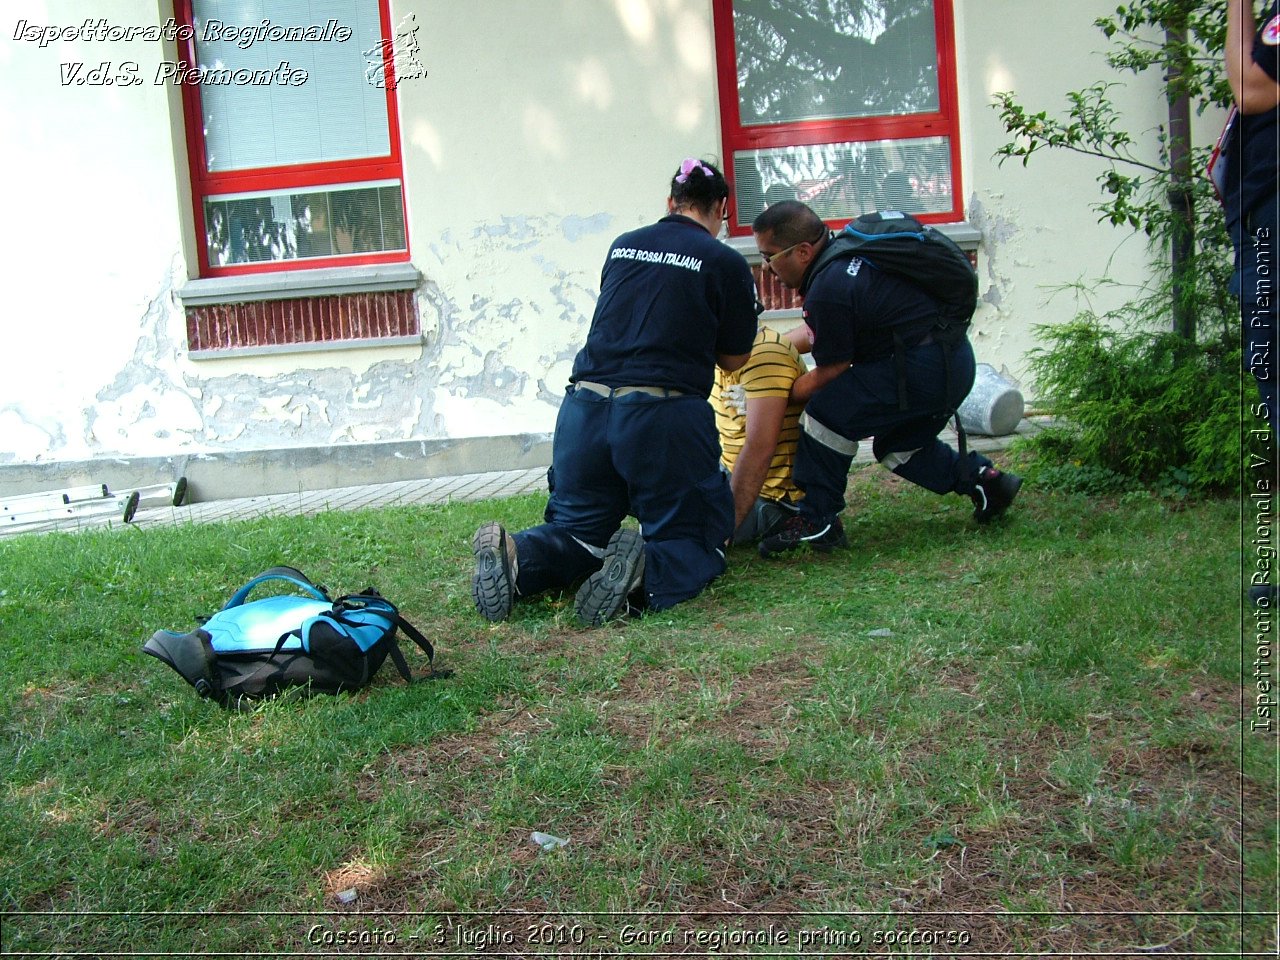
[471,159,758,626]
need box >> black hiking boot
[758,514,848,558]
[575,528,645,626]
[971,466,1022,523]
[471,521,517,622]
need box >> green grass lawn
[0,463,1274,955]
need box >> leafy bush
[1024,316,1244,491]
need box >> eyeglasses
[761,231,827,267]
[762,241,805,267]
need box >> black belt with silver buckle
[574,381,686,399]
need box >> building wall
[956,0,1171,386]
[0,0,1216,479]
[2,1,194,462]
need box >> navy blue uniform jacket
[571,214,758,398]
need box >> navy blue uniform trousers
[795,339,991,521]
[512,386,733,610]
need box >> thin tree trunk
[1166,23,1195,341]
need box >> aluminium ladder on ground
[1,479,187,537]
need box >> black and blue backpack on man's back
[803,209,979,334]
[143,566,440,706]
[801,210,982,456]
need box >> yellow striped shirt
[711,328,807,504]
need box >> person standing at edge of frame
[1223,0,1280,607]
[469,158,757,626]
[1224,0,1280,435]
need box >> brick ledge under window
[177,263,422,356]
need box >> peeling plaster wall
[1,0,1221,471]
[170,209,611,452]
[396,0,722,437]
[1,2,196,464]
[72,208,610,457]
[0,0,719,467]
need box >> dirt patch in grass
[669,703,1254,953]
[344,620,1257,955]
[600,665,692,746]
[706,653,818,757]
[322,859,387,905]
[359,696,546,807]
[915,721,1247,951]
[599,642,822,753]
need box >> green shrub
[1023,317,1245,491]
[1015,455,1137,497]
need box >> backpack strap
[364,614,445,684]
[392,614,445,680]
[385,638,415,684]
[799,232,848,297]
[321,610,428,684]
[954,412,971,484]
[223,567,330,611]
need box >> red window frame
[712,0,964,235]
[173,0,410,277]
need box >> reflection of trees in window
[293,194,334,259]
[378,187,405,250]
[733,0,939,125]
[205,185,407,265]
[205,198,296,266]
[331,189,381,254]
[735,136,951,223]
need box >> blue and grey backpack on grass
[143,566,441,705]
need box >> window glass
[732,0,940,126]
[180,0,411,275]
[734,137,952,225]
[203,181,405,265]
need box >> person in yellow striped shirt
[711,326,809,543]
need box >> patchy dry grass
[0,460,1273,955]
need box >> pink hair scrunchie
[675,158,714,184]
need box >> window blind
[193,0,391,172]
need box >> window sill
[188,333,424,361]
[177,263,423,354]
[177,262,422,307]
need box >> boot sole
[575,529,644,626]
[471,522,514,621]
